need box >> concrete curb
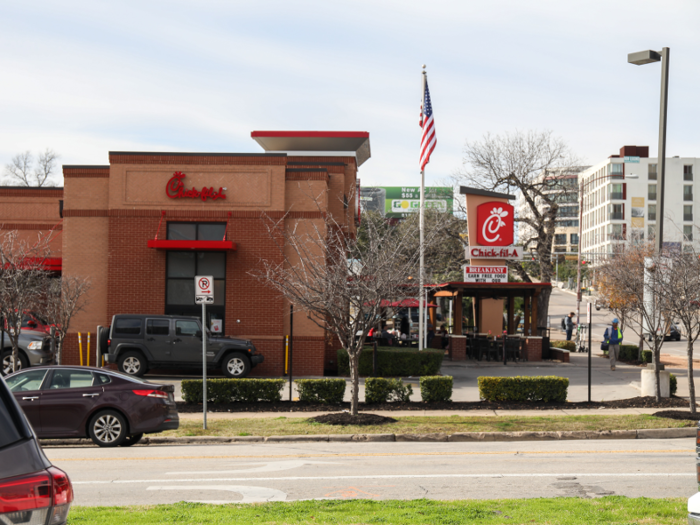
[39,427,695,447]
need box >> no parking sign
[195,275,214,304]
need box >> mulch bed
[176,396,689,414]
[652,410,700,421]
[310,413,397,426]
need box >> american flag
[419,77,436,170]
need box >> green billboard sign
[360,186,454,219]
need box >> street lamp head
[628,50,661,65]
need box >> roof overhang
[251,131,371,166]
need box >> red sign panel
[166,172,226,202]
[476,201,514,246]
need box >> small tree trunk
[688,339,696,414]
[637,332,644,362]
[56,338,63,366]
[349,350,361,416]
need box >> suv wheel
[1,350,29,376]
[222,353,251,378]
[118,351,148,377]
[88,410,128,447]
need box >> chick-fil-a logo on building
[475,201,514,246]
[166,172,226,202]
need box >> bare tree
[4,149,59,187]
[454,130,583,327]
[0,230,52,375]
[40,275,91,365]
[655,248,700,412]
[596,243,670,401]
[253,212,432,416]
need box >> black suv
[104,315,263,378]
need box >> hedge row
[181,378,285,404]
[478,376,569,403]
[420,376,453,402]
[365,378,412,404]
[295,379,346,404]
[337,347,444,377]
[670,373,677,396]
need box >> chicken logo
[476,202,514,246]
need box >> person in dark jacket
[565,312,575,341]
[604,318,623,371]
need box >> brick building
[0,131,370,376]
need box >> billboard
[360,186,453,219]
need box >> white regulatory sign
[463,265,508,283]
[195,275,214,304]
[587,303,592,324]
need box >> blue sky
[1,0,699,187]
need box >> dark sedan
[4,366,179,447]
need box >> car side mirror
[196,330,202,338]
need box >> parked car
[0,373,74,524]
[2,311,54,334]
[645,323,682,342]
[1,330,54,376]
[104,314,264,378]
[5,365,179,447]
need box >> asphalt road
[46,439,697,506]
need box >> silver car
[1,330,54,376]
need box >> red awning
[147,240,237,251]
[393,299,438,308]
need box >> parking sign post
[195,276,214,430]
[587,303,592,403]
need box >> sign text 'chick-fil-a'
[166,172,226,201]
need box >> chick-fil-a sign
[166,172,226,202]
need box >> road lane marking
[48,449,694,462]
[147,485,287,503]
[72,472,695,485]
[167,460,340,475]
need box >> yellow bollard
[87,332,90,367]
[78,333,83,366]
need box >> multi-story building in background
[580,145,700,263]
[517,166,588,254]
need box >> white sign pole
[195,275,214,430]
[202,301,207,430]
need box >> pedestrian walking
[604,318,623,371]
[565,312,575,341]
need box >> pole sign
[463,265,508,283]
[476,202,514,246]
[195,275,214,304]
[586,302,591,324]
[465,246,523,260]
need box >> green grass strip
[68,497,687,524]
[167,414,694,438]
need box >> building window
[608,204,623,220]
[167,222,227,241]
[570,233,579,245]
[684,225,693,242]
[684,185,694,202]
[684,165,693,181]
[607,223,623,240]
[609,183,623,200]
[648,163,657,180]
[648,204,656,222]
[648,224,656,240]
[684,205,693,222]
[557,205,578,218]
[648,184,657,201]
[684,245,694,253]
[554,234,567,245]
[609,163,623,176]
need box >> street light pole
[628,47,670,254]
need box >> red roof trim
[147,240,237,251]
[434,282,552,288]
[251,131,369,139]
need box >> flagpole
[419,66,427,352]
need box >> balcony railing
[609,192,624,200]
[685,214,693,221]
[609,212,624,220]
[648,193,657,201]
